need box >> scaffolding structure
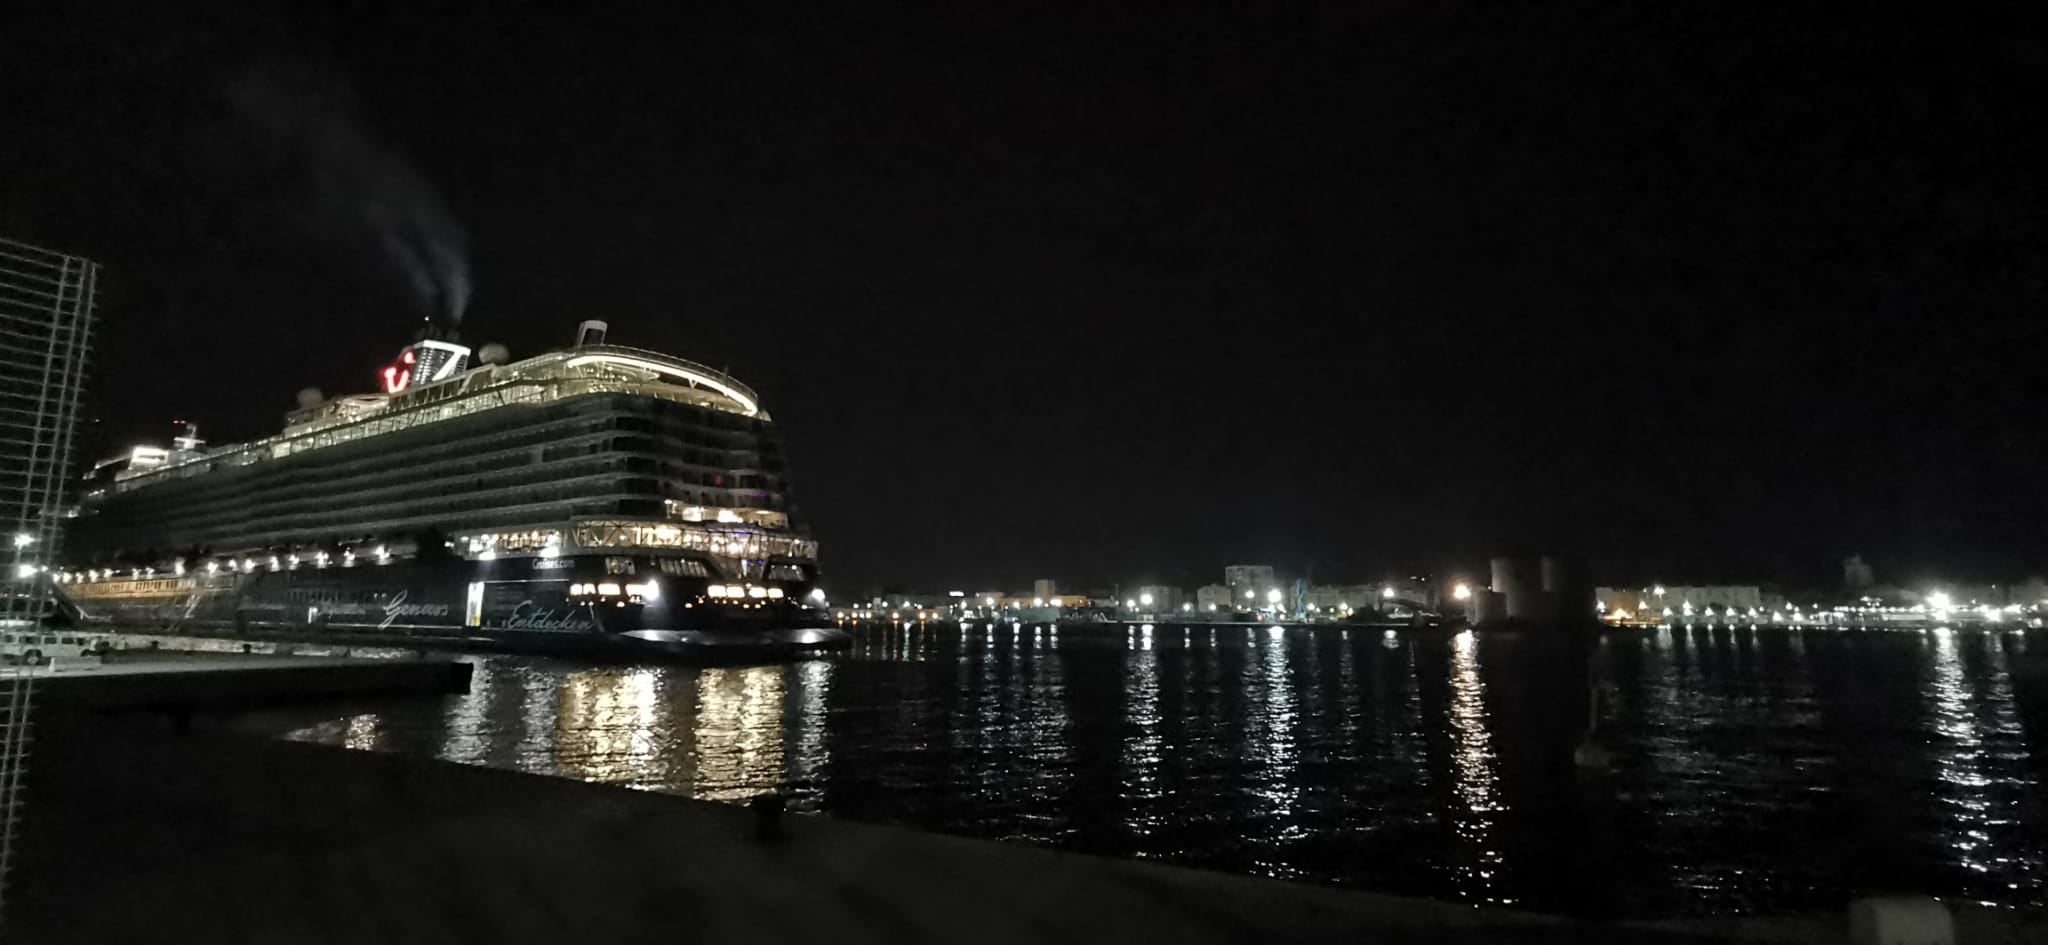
[0,235,98,921]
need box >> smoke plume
[226,62,470,324]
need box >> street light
[1139,592,1154,608]
[1381,586,1396,600]
[1453,583,1472,601]
[1265,588,1282,604]
[1244,589,1255,600]
[1181,602,1192,612]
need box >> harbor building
[1596,585,1767,619]
[1223,565,1275,606]
[1194,584,1235,612]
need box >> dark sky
[3,2,2043,592]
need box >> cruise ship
[54,321,847,661]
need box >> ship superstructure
[56,321,840,659]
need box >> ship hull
[57,558,849,663]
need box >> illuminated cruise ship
[56,321,845,660]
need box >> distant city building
[1132,584,1184,612]
[1843,554,1875,588]
[1223,564,1274,603]
[1598,585,1764,617]
[1194,584,1234,612]
[1302,586,1342,611]
[0,235,97,626]
[1295,585,1349,611]
[1944,584,2021,607]
[1032,578,1057,601]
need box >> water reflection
[275,624,2048,916]
[1122,645,1164,839]
[787,659,830,791]
[517,664,557,764]
[1444,629,1506,902]
[554,668,662,785]
[690,667,786,800]
[1927,629,2033,889]
[1250,628,1303,875]
[439,655,492,765]
[343,712,380,751]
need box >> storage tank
[1470,589,1509,626]
[1492,556,1552,620]
[1540,555,1594,621]
[1490,556,1532,597]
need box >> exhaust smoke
[227,62,471,325]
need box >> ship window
[656,558,709,577]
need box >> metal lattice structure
[0,235,99,919]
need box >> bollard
[1848,897,1952,945]
[749,794,787,843]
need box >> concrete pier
[22,653,472,713]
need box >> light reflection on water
[1444,629,1507,903]
[276,623,2048,916]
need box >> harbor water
[273,622,2047,916]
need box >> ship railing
[101,349,763,495]
[568,344,760,410]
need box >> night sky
[3,3,2042,593]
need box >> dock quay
[15,651,472,715]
